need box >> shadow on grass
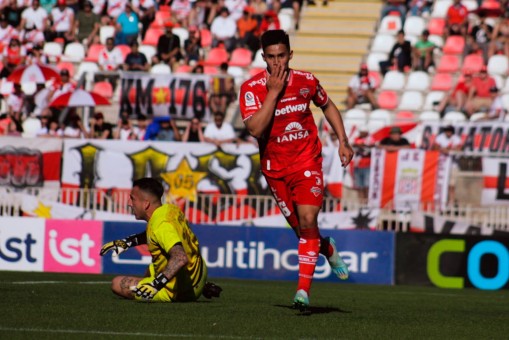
[274,304,352,316]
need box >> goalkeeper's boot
[327,237,349,280]
[292,289,309,311]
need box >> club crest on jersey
[310,186,322,197]
[299,88,310,98]
[244,91,256,106]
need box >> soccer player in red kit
[239,30,354,310]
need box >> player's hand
[339,140,354,167]
[130,273,170,301]
[266,64,287,96]
[100,239,131,256]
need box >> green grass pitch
[0,271,508,339]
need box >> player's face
[128,186,148,220]
[262,43,293,75]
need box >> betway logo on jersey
[275,103,307,116]
[277,122,309,143]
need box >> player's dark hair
[261,30,290,52]
[133,177,164,201]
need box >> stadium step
[303,2,381,20]
[298,19,376,38]
[291,54,361,73]
[292,36,371,56]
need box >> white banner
[482,157,509,206]
[410,212,496,235]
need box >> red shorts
[265,164,324,229]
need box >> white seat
[443,111,466,123]
[502,78,509,94]
[423,91,445,111]
[100,26,115,45]
[172,27,189,48]
[21,82,36,95]
[371,34,395,54]
[431,0,452,18]
[381,71,405,91]
[419,111,441,122]
[378,15,402,35]
[278,13,293,32]
[406,71,430,91]
[470,112,486,121]
[428,34,444,48]
[251,49,265,68]
[139,44,157,61]
[75,61,99,82]
[398,91,423,110]
[368,109,392,132]
[492,74,504,91]
[150,63,172,74]
[404,16,426,36]
[227,66,245,85]
[406,35,419,46]
[21,117,42,138]
[462,0,478,11]
[487,55,509,76]
[43,42,63,62]
[345,109,367,130]
[502,94,509,109]
[366,52,388,72]
[63,42,86,62]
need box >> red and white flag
[368,149,451,210]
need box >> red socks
[319,236,334,258]
[297,228,320,294]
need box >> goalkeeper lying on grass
[100,177,222,302]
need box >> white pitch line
[9,281,111,285]
[0,327,252,339]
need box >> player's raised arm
[321,100,354,167]
[99,232,147,256]
[243,65,287,138]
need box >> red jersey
[239,69,329,178]
[447,4,468,25]
[472,76,496,98]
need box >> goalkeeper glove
[131,273,170,301]
[99,233,141,256]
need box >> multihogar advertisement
[102,223,395,285]
[396,233,509,290]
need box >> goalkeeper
[100,177,221,302]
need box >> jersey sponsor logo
[276,122,309,143]
[293,70,314,80]
[244,91,256,106]
[316,85,326,101]
[274,103,307,116]
[248,78,267,87]
[299,88,310,99]
[280,96,297,103]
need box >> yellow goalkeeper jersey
[145,204,207,302]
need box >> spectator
[51,68,76,101]
[36,109,63,137]
[182,117,205,142]
[48,0,75,43]
[20,0,47,32]
[409,0,433,17]
[75,1,100,46]
[183,25,202,65]
[7,83,26,117]
[280,0,300,30]
[4,0,23,29]
[432,125,462,204]
[379,30,412,75]
[32,82,52,116]
[153,25,182,69]
[90,0,106,18]
[98,37,123,71]
[436,70,473,114]
[0,37,26,78]
[210,7,237,52]
[192,63,204,73]
[63,112,86,138]
[445,0,468,37]
[251,0,267,23]
[412,29,435,72]
[237,6,259,53]
[203,111,236,146]
[123,40,149,71]
[106,0,127,21]
[89,111,113,139]
[481,86,506,120]
[346,63,378,110]
[469,12,493,62]
[225,0,248,22]
[352,128,373,202]
[380,0,407,23]
[155,116,182,141]
[134,114,148,140]
[171,0,192,27]
[488,11,509,58]
[0,14,19,45]
[259,10,280,33]
[115,2,139,45]
[209,62,236,113]
[464,40,484,59]
[131,0,155,40]
[465,65,497,116]
[41,0,57,14]
[5,111,23,135]
[114,118,137,140]
[22,29,45,51]
[378,126,410,152]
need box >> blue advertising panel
[102,222,395,285]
